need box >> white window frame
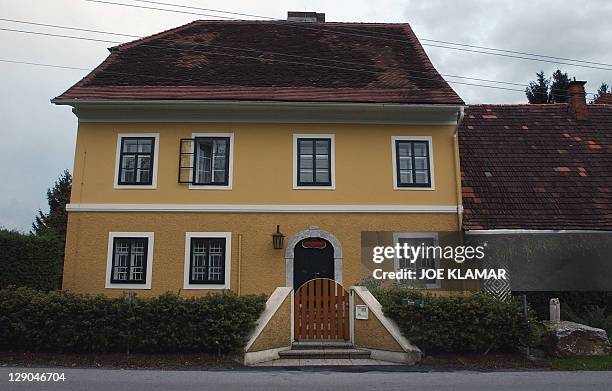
[114,133,160,189]
[392,232,441,289]
[105,232,154,289]
[188,133,234,190]
[391,136,435,191]
[183,232,232,290]
[293,133,336,190]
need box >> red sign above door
[302,240,327,249]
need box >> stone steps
[291,340,354,350]
[278,340,371,359]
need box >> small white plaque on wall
[355,304,369,320]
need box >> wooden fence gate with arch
[293,278,350,340]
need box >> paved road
[2,367,611,390]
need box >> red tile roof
[459,104,612,230]
[55,20,463,105]
[594,93,612,105]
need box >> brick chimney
[568,80,588,120]
[287,11,325,23]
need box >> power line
[0,27,536,94]
[114,0,612,68]
[0,58,246,85]
[0,19,597,97]
[83,0,612,71]
[0,17,539,89]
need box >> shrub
[0,230,63,291]
[563,305,612,336]
[515,291,612,337]
[0,288,266,354]
[376,288,541,353]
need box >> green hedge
[0,288,266,354]
[0,230,63,291]
[376,289,541,353]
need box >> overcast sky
[1,0,611,232]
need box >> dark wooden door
[293,238,334,289]
[294,278,350,341]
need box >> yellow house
[53,14,466,363]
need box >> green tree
[32,170,72,243]
[525,71,550,103]
[549,69,571,103]
[525,69,573,104]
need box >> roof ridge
[113,20,203,51]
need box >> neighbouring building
[458,81,612,296]
[52,14,469,363]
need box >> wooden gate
[294,278,350,340]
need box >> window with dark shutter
[178,137,231,186]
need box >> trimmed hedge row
[376,289,541,353]
[0,231,63,291]
[0,288,266,354]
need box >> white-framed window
[293,134,335,189]
[183,232,231,289]
[114,133,160,189]
[105,232,154,289]
[393,232,440,289]
[178,133,234,190]
[391,136,435,190]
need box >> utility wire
[0,27,544,94]
[125,0,612,68]
[0,17,542,89]
[0,56,525,93]
[0,19,597,97]
[83,0,612,71]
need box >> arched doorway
[293,238,334,288]
[285,226,343,288]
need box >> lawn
[552,355,612,371]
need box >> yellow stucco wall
[353,295,403,352]
[247,293,292,352]
[63,212,458,296]
[70,122,460,206]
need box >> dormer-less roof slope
[54,20,463,105]
[595,93,612,105]
[459,104,612,231]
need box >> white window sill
[105,284,151,290]
[114,185,157,190]
[188,184,232,190]
[293,186,336,190]
[393,186,436,191]
[183,284,230,290]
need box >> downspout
[237,234,242,295]
[452,106,465,230]
[453,106,473,292]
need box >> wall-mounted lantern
[272,225,285,250]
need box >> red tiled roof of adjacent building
[594,93,612,105]
[459,103,612,230]
[54,20,463,105]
